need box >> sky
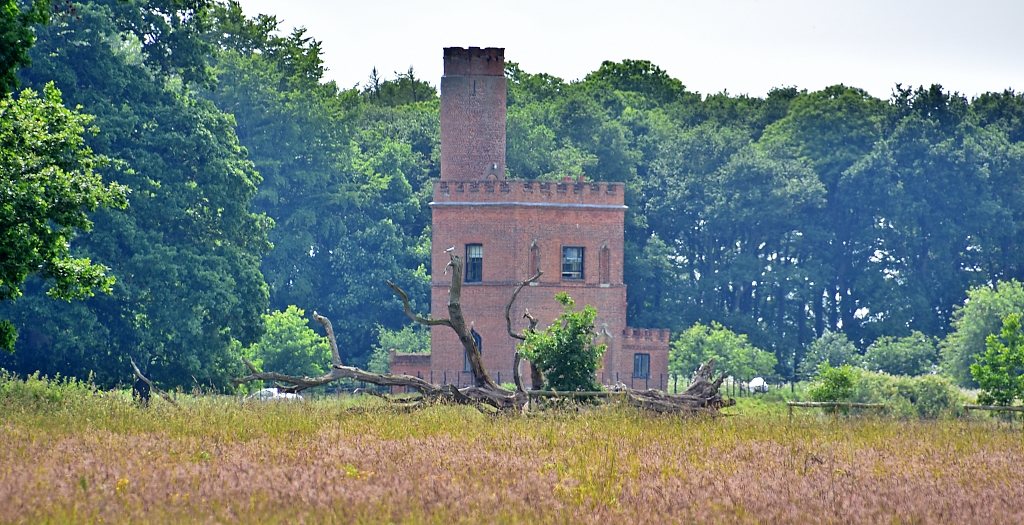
[233,0,1024,100]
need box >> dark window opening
[633,353,650,379]
[600,243,611,284]
[465,328,482,372]
[529,241,540,277]
[465,244,483,282]
[562,246,584,280]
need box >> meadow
[1,375,1022,524]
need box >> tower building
[390,47,669,389]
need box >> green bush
[245,306,332,378]
[941,280,1024,387]
[0,369,97,408]
[970,313,1024,406]
[798,331,860,380]
[862,331,937,376]
[669,322,777,382]
[808,364,856,403]
[519,293,606,391]
[852,371,963,418]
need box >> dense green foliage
[862,331,936,376]
[808,363,962,417]
[669,322,777,381]
[797,331,860,380]
[0,0,270,388]
[970,313,1024,406]
[808,364,856,403]
[0,83,128,351]
[851,371,963,418]
[941,280,1024,387]
[1,0,1023,392]
[244,306,331,378]
[201,2,432,368]
[519,293,607,391]
[0,0,48,95]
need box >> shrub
[970,313,1024,406]
[798,331,860,380]
[519,293,606,391]
[941,280,1024,387]
[808,364,856,403]
[862,331,937,376]
[851,371,963,418]
[245,306,332,378]
[0,369,97,409]
[669,322,777,382]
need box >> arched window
[600,241,611,285]
[529,239,540,277]
[465,328,482,372]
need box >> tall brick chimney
[440,47,506,181]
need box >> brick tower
[439,47,506,182]
[390,47,670,390]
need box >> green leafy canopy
[0,82,128,351]
[669,322,777,382]
[970,313,1024,406]
[519,292,607,392]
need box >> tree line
[1,0,1022,390]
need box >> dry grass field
[1,378,1022,524]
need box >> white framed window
[465,244,483,282]
[561,246,584,280]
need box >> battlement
[621,327,671,344]
[432,180,626,207]
[389,350,430,368]
[443,47,505,76]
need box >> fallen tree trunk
[609,360,735,414]
[230,253,731,414]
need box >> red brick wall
[440,47,505,181]
[390,47,671,391]
[619,328,671,391]
[389,350,430,378]
[428,180,651,388]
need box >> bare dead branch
[386,280,452,327]
[440,253,500,390]
[504,271,542,393]
[242,356,260,374]
[231,365,442,395]
[607,359,734,413]
[312,311,342,367]
[129,358,177,406]
[505,271,542,341]
[512,352,526,393]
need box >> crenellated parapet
[621,327,671,345]
[432,180,626,207]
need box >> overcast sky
[233,0,1024,100]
